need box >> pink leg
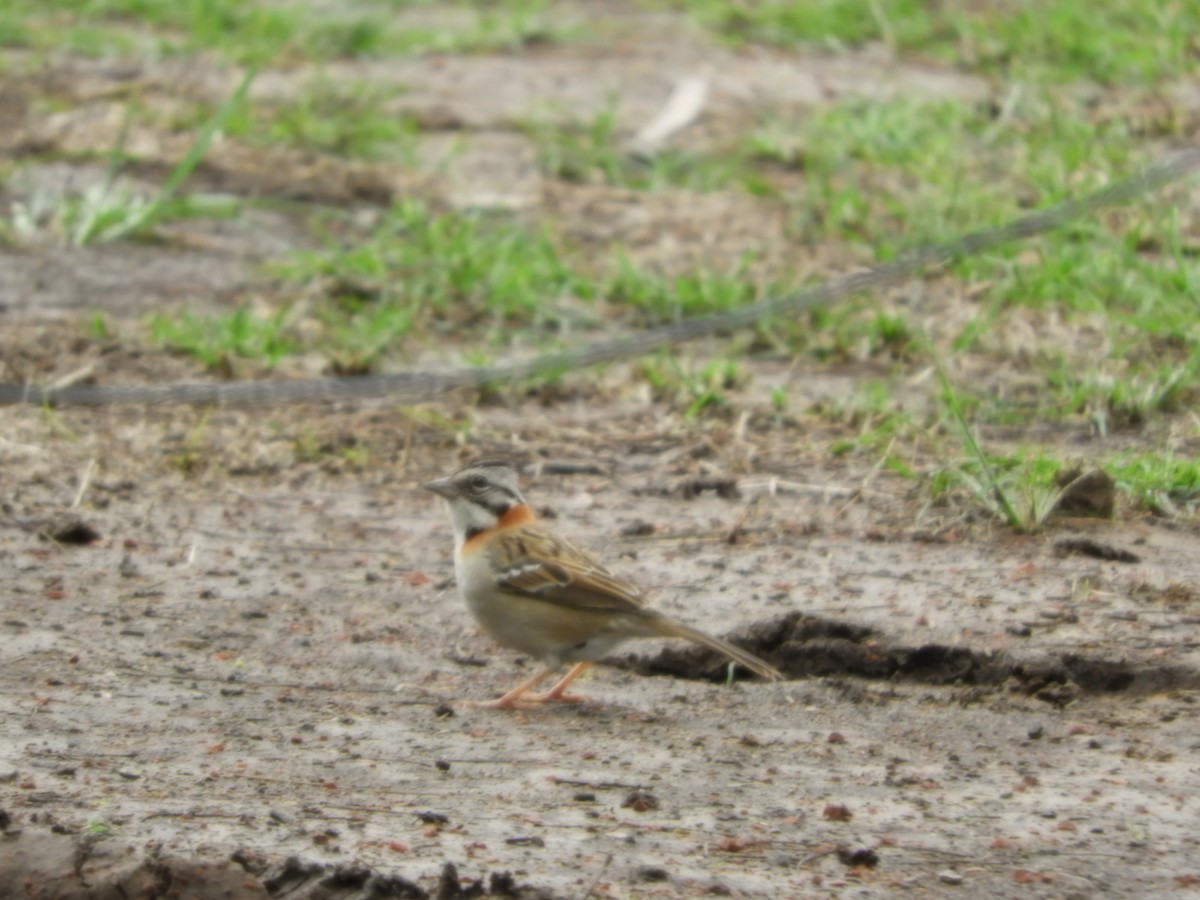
[468,668,557,710]
[527,662,591,704]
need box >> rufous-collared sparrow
[423,459,782,709]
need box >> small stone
[505,835,544,847]
[620,520,656,537]
[622,791,658,812]
[836,846,878,868]
[637,866,670,882]
[1054,466,1115,518]
[42,516,101,545]
[939,870,963,885]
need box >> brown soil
[2,5,1199,899]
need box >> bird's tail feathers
[653,618,782,681]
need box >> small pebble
[505,836,544,847]
[637,866,670,882]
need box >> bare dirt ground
[3,6,1200,899]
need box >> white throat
[445,497,501,550]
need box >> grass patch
[820,380,919,461]
[638,355,746,419]
[605,258,769,322]
[527,103,760,193]
[151,305,297,370]
[270,201,596,370]
[746,89,1200,433]
[230,201,805,373]
[5,71,252,246]
[755,92,1139,249]
[928,450,1067,530]
[680,0,1200,83]
[1110,454,1200,517]
[281,200,593,327]
[940,358,1045,530]
[222,77,420,162]
[927,450,1200,524]
[4,0,1194,501]
[803,303,921,365]
[3,0,569,65]
[928,352,1200,525]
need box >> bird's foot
[525,689,588,704]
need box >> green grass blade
[103,69,257,242]
[934,359,1024,529]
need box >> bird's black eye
[469,474,488,491]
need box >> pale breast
[453,548,636,666]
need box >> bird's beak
[422,477,457,500]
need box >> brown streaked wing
[491,524,648,614]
